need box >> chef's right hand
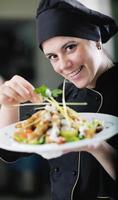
[0,75,39,107]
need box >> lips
[69,65,84,79]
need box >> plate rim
[0,112,118,159]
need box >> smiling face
[42,36,103,88]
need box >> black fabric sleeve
[0,148,32,163]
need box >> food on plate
[13,84,104,145]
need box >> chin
[72,80,87,89]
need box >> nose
[58,56,72,73]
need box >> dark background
[0,1,117,200]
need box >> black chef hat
[36,0,118,49]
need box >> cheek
[75,48,87,64]
[51,63,61,74]
[81,50,96,74]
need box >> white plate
[0,113,118,159]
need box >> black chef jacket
[0,65,118,200]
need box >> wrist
[0,104,19,110]
[86,141,104,154]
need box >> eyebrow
[61,40,76,49]
[45,40,76,57]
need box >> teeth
[70,66,83,77]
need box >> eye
[65,44,77,52]
[47,54,58,62]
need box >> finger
[10,76,44,102]
[5,75,35,101]
[11,75,34,91]
[1,84,24,103]
[5,81,31,100]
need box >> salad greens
[34,85,69,121]
[13,84,104,145]
[34,85,62,98]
